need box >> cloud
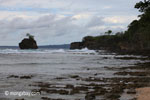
[0,13,129,45]
[0,0,142,45]
[87,16,104,27]
[0,0,141,14]
[103,16,138,24]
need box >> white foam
[67,48,96,54]
[0,48,97,54]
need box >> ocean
[0,47,148,100]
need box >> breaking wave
[0,48,97,54]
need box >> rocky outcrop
[70,0,150,56]
[19,38,38,49]
[70,42,83,49]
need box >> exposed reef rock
[19,38,38,49]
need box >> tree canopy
[135,0,150,13]
[26,33,34,40]
[105,30,112,35]
[76,0,150,51]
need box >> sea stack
[19,33,38,49]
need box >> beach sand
[136,87,150,100]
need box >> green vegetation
[121,0,150,50]
[26,33,34,40]
[105,30,112,35]
[74,0,150,53]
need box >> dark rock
[127,89,136,94]
[70,42,83,49]
[85,93,96,100]
[19,38,38,49]
[94,73,98,76]
[70,75,79,78]
[20,75,33,79]
[87,68,90,70]
[66,84,74,89]
[70,88,80,94]
[7,75,19,78]
[30,82,51,88]
[41,97,64,100]
[15,99,25,100]
[105,93,121,100]
[55,77,67,80]
[7,75,33,79]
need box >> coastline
[101,61,150,100]
[0,50,149,100]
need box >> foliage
[80,0,150,51]
[26,33,34,40]
[105,30,112,35]
[135,0,150,13]
[82,36,94,42]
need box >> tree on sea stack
[26,33,34,40]
[19,33,38,49]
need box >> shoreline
[0,53,149,100]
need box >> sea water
[0,47,148,100]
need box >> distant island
[39,44,70,49]
[70,0,150,56]
[0,44,70,49]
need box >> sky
[0,0,142,46]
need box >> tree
[135,0,150,13]
[105,30,112,35]
[26,33,34,40]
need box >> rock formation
[19,34,38,49]
[70,42,83,49]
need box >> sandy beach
[136,87,150,100]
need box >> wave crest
[0,48,96,54]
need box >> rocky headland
[70,0,150,56]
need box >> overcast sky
[0,0,141,46]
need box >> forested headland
[70,0,150,55]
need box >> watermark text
[4,91,40,97]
